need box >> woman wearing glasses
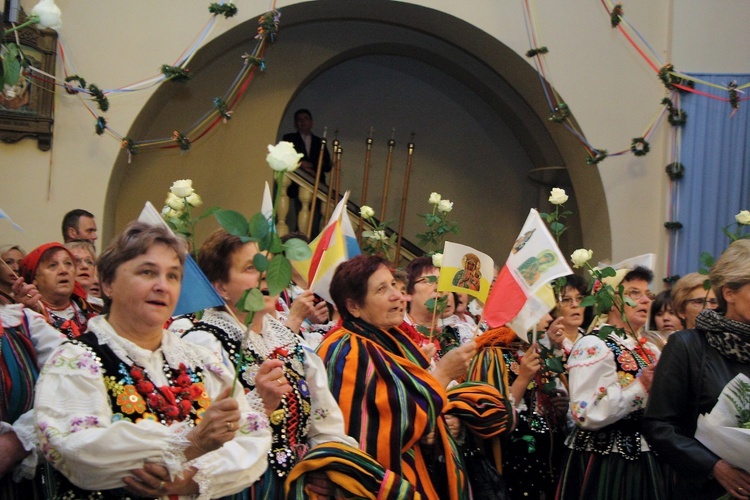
[544,274,589,355]
[557,267,666,500]
[644,241,750,499]
[671,273,719,329]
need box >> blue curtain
[672,73,750,277]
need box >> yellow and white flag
[437,242,494,303]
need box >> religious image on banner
[437,242,494,303]
[484,208,572,333]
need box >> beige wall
[2,0,747,286]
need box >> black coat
[642,329,750,499]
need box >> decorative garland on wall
[20,1,278,161]
[522,0,749,281]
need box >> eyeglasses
[624,289,656,301]
[686,298,719,308]
[414,276,437,286]
[74,257,95,267]
[559,296,584,306]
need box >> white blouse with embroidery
[181,309,357,450]
[566,330,659,451]
[33,315,272,499]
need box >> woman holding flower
[557,265,666,500]
[644,239,750,499]
[33,222,271,499]
[180,229,357,499]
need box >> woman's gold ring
[26,293,33,298]
[277,377,284,386]
[158,480,165,490]
[226,421,234,431]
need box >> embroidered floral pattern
[594,386,607,404]
[572,401,587,423]
[631,395,644,408]
[617,351,638,371]
[117,385,147,414]
[70,416,100,433]
[618,371,635,387]
[313,408,330,421]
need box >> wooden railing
[279,170,423,267]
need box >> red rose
[188,384,204,399]
[175,372,193,388]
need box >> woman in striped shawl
[317,255,511,499]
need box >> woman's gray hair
[64,240,97,259]
[709,239,750,311]
[98,222,186,308]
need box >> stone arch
[107,0,610,259]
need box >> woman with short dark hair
[34,221,271,499]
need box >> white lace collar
[87,315,204,369]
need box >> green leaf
[249,212,270,240]
[236,288,265,313]
[623,297,636,307]
[597,324,617,340]
[214,209,249,237]
[579,295,596,308]
[362,230,375,238]
[283,238,312,261]
[703,279,712,291]
[599,266,617,278]
[268,232,284,254]
[539,212,549,220]
[196,206,221,221]
[545,356,565,374]
[266,255,292,296]
[549,221,565,234]
[699,251,715,269]
[253,252,269,272]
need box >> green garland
[665,162,685,180]
[95,116,107,136]
[662,275,680,286]
[548,102,570,123]
[121,137,138,157]
[172,131,191,152]
[208,3,238,18]
[610,4,623,28]
[63,74,87,94]
[586,149,608,165]
[526,47,549,58]
[728,81,740,112]
[213,97,232,121]
[161,65,191,82]
[630,137,650,156]
[87,84,109,112]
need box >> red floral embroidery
[617,351,638,371]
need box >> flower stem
[3,16,40,34]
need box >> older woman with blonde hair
[644,239,750,499]
[34,222,271,499]
[671,272,719,330]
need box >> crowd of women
[1,222,749,499]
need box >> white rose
[266,141,303,172]
[432,252,443,268]
[162,208,181,219]
[165,193,186,211]
[170,179,194,198]
[360,205,375,219]
[437,200,453,213]
[373,230,387,241]
[570,248,593,269]
[736,210,750,225]
[161,205,171,216]
[549,187,568,205]
[186,192,202,207]
[428,192,442,205]
[31,0,62,30]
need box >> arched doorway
[107,0,610,260]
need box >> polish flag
[483,209,572,334]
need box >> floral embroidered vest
[568,335,652,460]
[185,321,312,478]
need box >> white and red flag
[484,208,572,335]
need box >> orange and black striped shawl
[316,319,469,499]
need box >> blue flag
[173,254,225,316]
